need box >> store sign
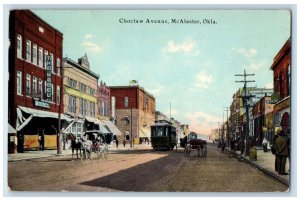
[46,55,52,101]
[266,99,278,104]
[275,98,290,112]
[34,99,50,109]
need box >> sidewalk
[229,147,290,186]
[7,143,152,162]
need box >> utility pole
[224,107,229,147]
[235,69,255,156]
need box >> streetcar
[151,120,177,150]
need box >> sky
[32,9,291,135]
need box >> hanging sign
[46,55,52,101]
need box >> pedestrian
[123,139,126,147]
[221,139,226,153]
[262,137,268,152]
[116,139,119,148]
[273,130,289,175]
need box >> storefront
[273,97,290,133]
[8,123,17,154]
[16,106,72,152]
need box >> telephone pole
[235,69,255,156]
[224,107,229,147]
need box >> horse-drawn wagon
[181,132,207,157]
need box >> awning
[62,121,75,134]
[16,106,72,131]
[139,127,151,138]
[18,106,72,121]
[85,116,112,134]
[8,123,16,133]
[101,120,121,136]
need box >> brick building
[270,38,291,133]
[8,10,65,153]
[110,85,156,144]
[98,80,111,120]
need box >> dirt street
[7,143,288,192]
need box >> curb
[229,151,289,186]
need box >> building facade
[63,54,99,138]
[98,81,111,120]
[8,10,64,153]
[110,86,156,144]
[270,38,291,133]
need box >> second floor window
[17,34,22,59]
[26,74,31,96]
[56,86,60,105]
[32,77,37,95]
[68,95,77,114]
[16,71,22,95]
[38,79,43,99]
[124,96,129,108]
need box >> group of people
[271,128,290,175]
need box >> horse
[66,133,82,159]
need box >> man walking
[273,130,289,175]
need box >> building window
[32,76,37,95]
[32,44,37,65]
[90,102,95,117]
[101,101,105,116]
[79,83,86,93]
[56,58,61,75]
[124,115,130,125]
[144,95,148,109]
[17,34,22,59]
[26,40,31,62]
[68,95,77,114]
[38,47,43,67]
[56,85,60,105]
[80,98,87,116]
[90,88,95,96]
[69,79,77,88]
[125,131,130,140]
[26,74,31,96]
[38,79,43,99]
[44,50,48,69]
[124,96,129,108]
[50,53,54,73]
[16,71,22,95]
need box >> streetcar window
[152,127,166,136]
